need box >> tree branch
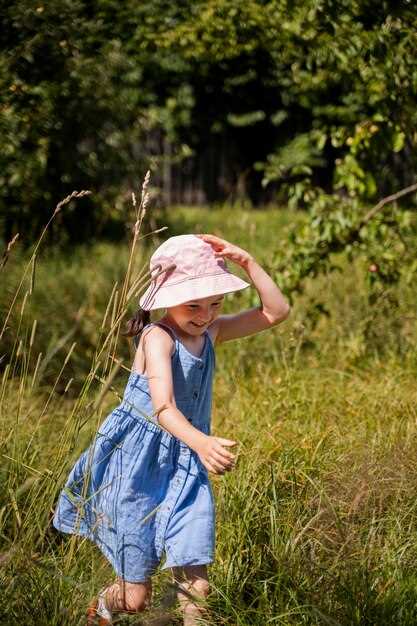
[362,182,417,224]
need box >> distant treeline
[1,0,416,243]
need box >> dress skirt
[53,404,216,582]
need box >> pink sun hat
[139,234,250,310]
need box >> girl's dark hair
[123,306,150,341]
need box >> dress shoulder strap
[133,322,177,349]
[151,321,177,343]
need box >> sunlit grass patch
[1,205,417,625]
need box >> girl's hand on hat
[196,234,253,269]
[195,435,238,475]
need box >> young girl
[53,233,290,625]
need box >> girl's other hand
[196,234,252,268]
[195,435,238,475]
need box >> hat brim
[139,273,250,311]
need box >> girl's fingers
[200,437,239,474]
[205,457,234,475]
[208,454,231,472]
[216,437,238,447]
[210,466,223,476]
[196,233,225,243]
[211,450,235,466]
[209,457,226,473]
[212,451,235,468]
[213,443,235,461]
[196,234,228,251]
[203,459,217,474]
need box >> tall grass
[1,201,416,625]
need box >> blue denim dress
[53,322,216,582]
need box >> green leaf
[227,111,266,127]
[393,131,405,153]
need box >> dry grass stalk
[0,189,91,341]
[133,169,151,236]
[92,360,123,411]
[1,233,19,270]
[106,171,152,377]
[53,190,91,215]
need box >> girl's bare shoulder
[133,325,175,376]
[142,325,175,354]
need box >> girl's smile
[164,295,225,337]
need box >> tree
[1,0,416,243]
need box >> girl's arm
[140,327,237,474]
[197,234,290,343]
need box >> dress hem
[161,556,214,570]
[53,519,159,582]
[53,518,214,579]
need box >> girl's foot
[86,588,113,625]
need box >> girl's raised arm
[197,234,290,343]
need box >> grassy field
[1,206,417,625]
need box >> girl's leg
[171,565,209,626]
[105,577,152,613]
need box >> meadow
[1,205,417,625]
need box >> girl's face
[166,294,225,335]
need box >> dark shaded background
[1,0,416,244]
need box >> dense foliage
[1,0,416,243]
